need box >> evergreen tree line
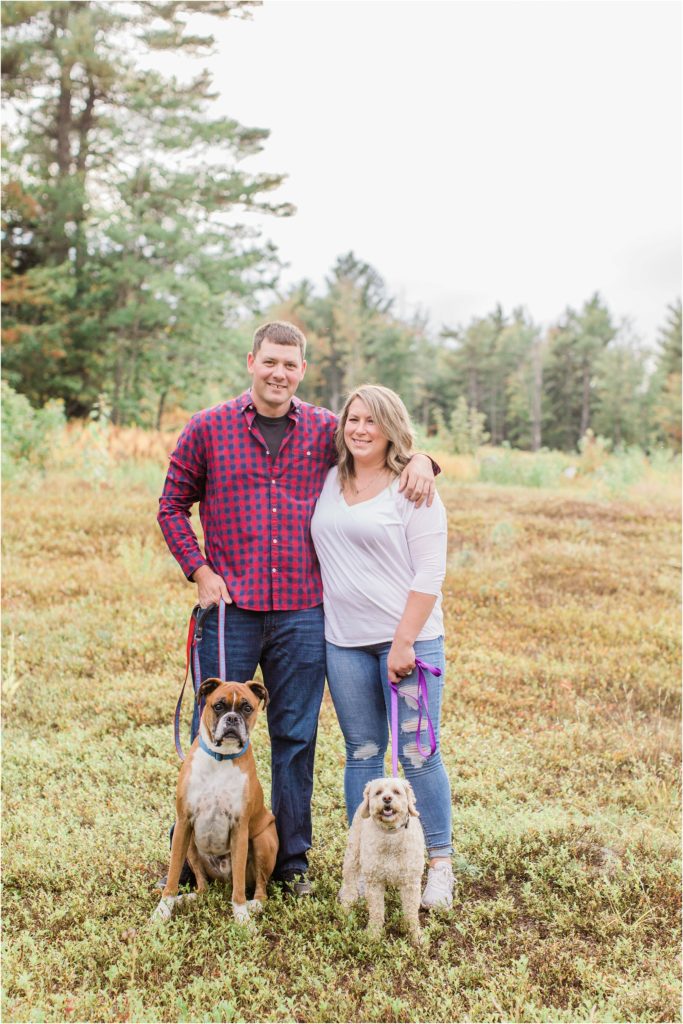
[2,2,681,451]
[270,260,681,452]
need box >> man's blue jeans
[325,636,453,858]
[191,602,325,879]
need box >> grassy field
[2,443,681,1023]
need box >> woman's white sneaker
[420,863,454,909]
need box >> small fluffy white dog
[339,777,425,944]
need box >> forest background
[2,0,681,455]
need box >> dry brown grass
[59,421,179,463]
[1,453,680,1023]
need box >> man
[158,320,435,894]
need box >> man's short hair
[253,321,307,358]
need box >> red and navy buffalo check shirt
[158,390,337,611]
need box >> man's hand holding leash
[192,565,232,608]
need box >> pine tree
[650,299,682,450]
[544,294,616,450]
[2,1,290,421]
[503,314,545,450]
[593,325,649,447]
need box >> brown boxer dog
[152,678,278,926]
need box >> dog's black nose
[382,795,392,804]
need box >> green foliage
[436,295,675,456]
[479,446,574,488]
[0,381,65,475]
[543,295,617,450]
[1,0,677,450]
[449,396,490,454]
[273,274,672,459]
[657,298,683,379]
[595,446,649,495]
[649,299,682,451]
[473,435,680,500]
[442,305,537,447]
[592,330,650,447]
[2,0,288,423]
[577,429,612,473]
[1,457,680,1022]
[272,252,422,414]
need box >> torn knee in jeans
[353,741,380,760]
[402,740,427,769]
[398,684,419,710]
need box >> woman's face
[344,397,389,466]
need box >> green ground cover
[2,460,680,1023]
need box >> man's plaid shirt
[158,391,337,611]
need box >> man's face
[247,339,306,416]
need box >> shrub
[1,381,66,475]
[479,446,573,488]
[450,397,490,454]
[577,430,611,475]
[595,446,648,495]
[648,446,680,474]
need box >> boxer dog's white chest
[186,751,247,857]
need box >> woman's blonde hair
[336,384,414,488]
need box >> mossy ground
[2,460,680,1023]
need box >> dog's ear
[197,678,221,703]
[404,780,420,817]
[246,681,269,708]
[360,782,373,818]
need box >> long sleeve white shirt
[310,467,447,646]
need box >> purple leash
[389,657,441,777]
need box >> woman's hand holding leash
[388,638,416,683]
[388,592,437,683]
[192,565,232,608]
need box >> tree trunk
[328,351,343,413]
[580,360,591,439]
[50,7,75,264]
[489,395,496,444]
[468,369,478,410]
[156,390,169,431]
[614,416,622,447]
[112,352,123,426]
[531,335,543,451]
[74,78,97,281]
[330,377,340,414]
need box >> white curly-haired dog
[339,777,425,944]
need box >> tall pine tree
[650,299,682,450]
[2,1,290,421]
[544,294,616,449]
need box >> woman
[311,384,453,909]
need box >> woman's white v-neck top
[310,466,447,646]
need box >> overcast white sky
[181,0,681,344]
